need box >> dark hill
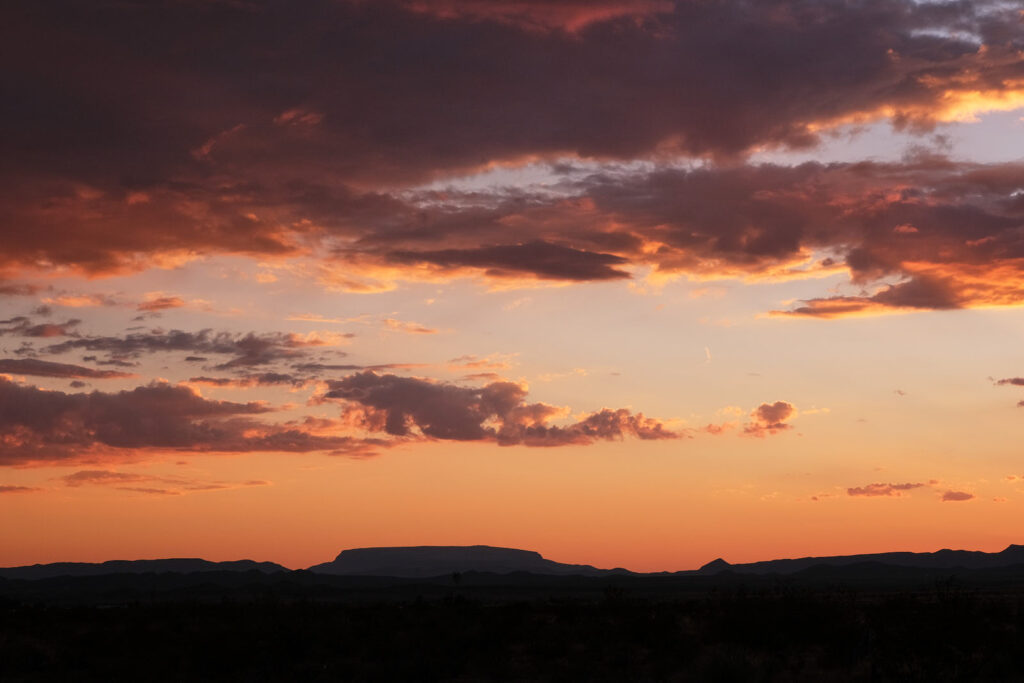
[697,544,1024,575]
[307,545,622,578]
[0,558,288,580]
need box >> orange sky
[2,0,1024,571]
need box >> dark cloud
[187,372,309,388]
[941,490,975,502]
[83,356,138,368]
[993,377,1024,408]
[0,358,135,379]
[743,401,795,437]
[781,276,964,317]
[387,242,630,281]
[2,0,1022,280]
[0,317,81,338]
[43,328,348,370]
[400,0,674,32]
[847,482,925,497]
[0,378,371,464]
[311,157,1024,301]
[511,407,678,447]
[322,371,678,446]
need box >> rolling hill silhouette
[4,544,1024,582]
[697,544,1024,575]
[0,558,287,580]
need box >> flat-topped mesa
[308,545,611,578]
[332,545,544,564]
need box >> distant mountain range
[0,558,288,581]
[3,544,1024,581]
[696,544,1024,575]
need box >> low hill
[0,558,288,580]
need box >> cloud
[288,314,437,334]
[0,316,81,338]
[743,401,796,437]
[386,242,631,282]
[137,295,186,312]
[941,490,975,502]
[847,482,925,497]
[382,318,439,335]
[0,378,373,464]
[0,358,135,379]
[400,0,674,33]
[0,283,45,297]
[186,372,310,388]
[43,328,351,370]
[448,354,515,370]
[62,470,148,487]
[0,485,41,494]
[43,294,118,308]
[59,469,273,496]
[3,0,1023,283]
[993,377,1024,407]
[701,422,735,436]
[327,158,1024,303]
[293,362,427,374]
[322,371,678,446]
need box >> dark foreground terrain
[3,572,1024,681]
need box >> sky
[2,0,1024,572]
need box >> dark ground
[3,572,1024,681]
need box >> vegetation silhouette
[2,567,1024,681]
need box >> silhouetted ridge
[698,545,1024,575]
[0,558,288,580]
[307,545,615,577]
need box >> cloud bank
[323,371,679,446]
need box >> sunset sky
[3,0,1024,572]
